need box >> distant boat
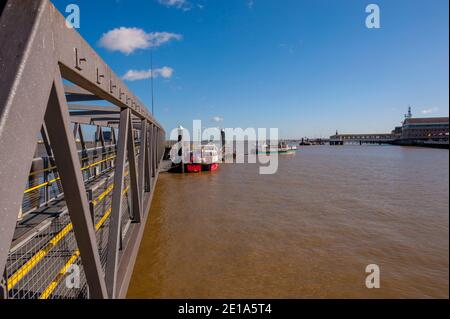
[185,144,220,173]
[299,138,312,146]
[257,141,297,155]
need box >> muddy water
[127,145,449,298]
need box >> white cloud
[123,66,174,81]
[99,27,182,54]
[247,0,255,9]
[158,0,191,10]
[211,116,224,122]
[421,107,439,115]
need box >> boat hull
[185,164,202,173]
[204,163,219,172]
[184,163,219,173]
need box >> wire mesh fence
[3,127,144,299]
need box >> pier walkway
[0,0,165,299]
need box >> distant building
[330,108,449,148]
[391,126,403,138]
[400,117,449,140]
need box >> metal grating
[4,134,140,299]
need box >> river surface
[127,145,449,298]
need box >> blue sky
[54,0,449,138]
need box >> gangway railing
[0,0,166,299]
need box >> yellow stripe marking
[10,167,129,292]
[81,156,116,171]
[38,186,130,299]
[7,223,73,291]
[24,156,116,194]
[28,149,116,177]
[92,184,114,206]
[24,178,60,194]
[39,251,80,299]
[91,171,129,207]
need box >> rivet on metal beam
[119,88,125,100]
[96,68,105,85]
[75,48,87,71]
[110,80,117,94]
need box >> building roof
[404,117,449,124]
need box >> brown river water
[127,145,449,298]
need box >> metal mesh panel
[4,123,145,299]
[21,144,117,218]
[6,213,79,299]
[49,258,89,299]
[121,172,133,246]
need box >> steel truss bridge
[0,0,165,299]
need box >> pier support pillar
[221,129,226,162]
[178,127,184,173]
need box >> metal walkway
[0,0,165,299]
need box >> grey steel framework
[0,0,165,299]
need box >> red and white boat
[185,144,220,173]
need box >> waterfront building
[330,108,449,147]
[400,117,449,141]
[391,126,403,139]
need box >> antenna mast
[151,49,155,116]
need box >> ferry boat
[185,144,220,173]
[257,141,297,155]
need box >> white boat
[257,141,297,154]
[186,144,220,173]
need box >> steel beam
[112,127,117,146]
[52,6,162,128]
[64,85,102,102]
[105,108,130,299]
[78,124,87,152]
[127,115,142,223]
[138,120,148,213]
[74,115,120,121]
[68,104,120,113]
[0,0,56,274]
[70,110,120,117]
[41,124,62,198]
[153,125,157,176]
[151,124,156,178]
[64,84,100,96]
[44,71,107,299]
[144,124,152,193]
[73,122,80,139]
[41,125,56,166]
